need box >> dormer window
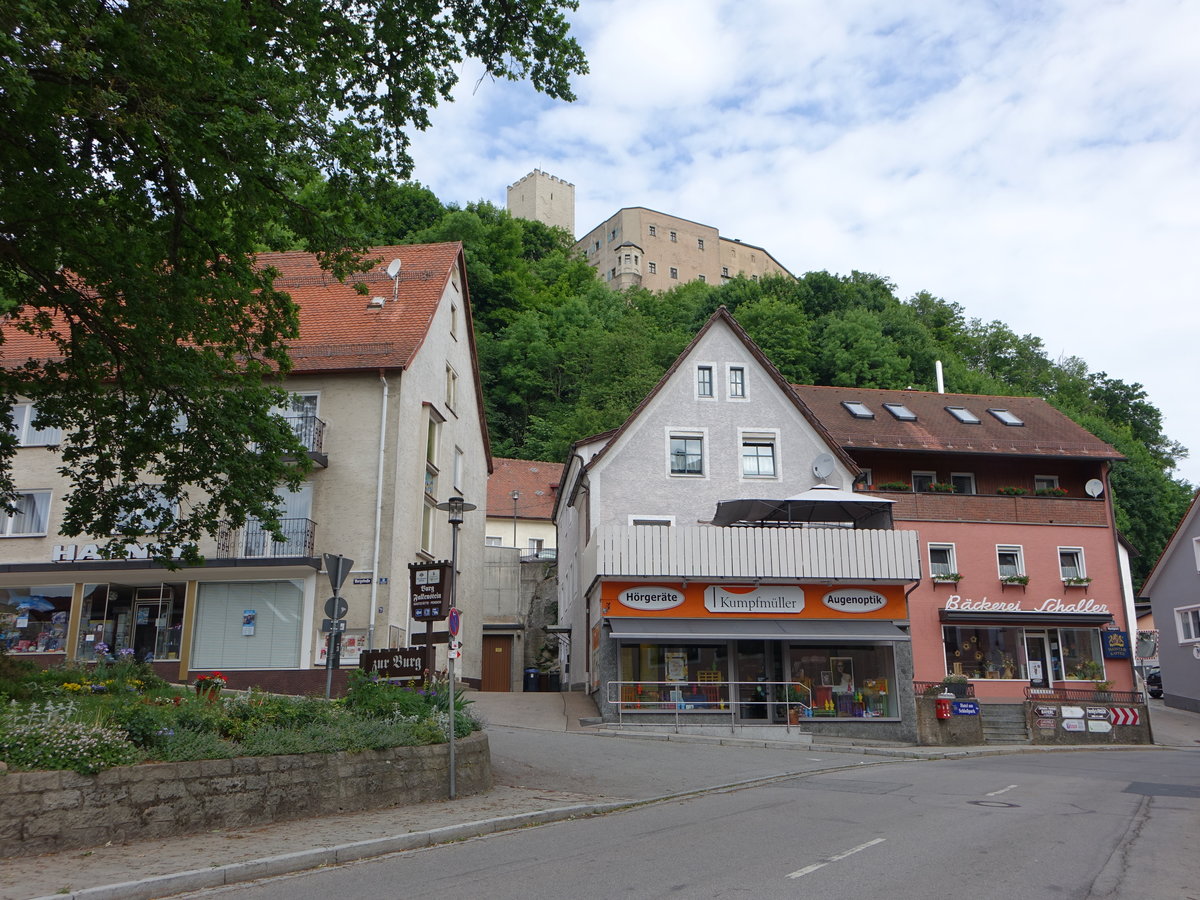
[883,402,917,421]
[989,408,1024,426]
[841,401,874,419]
[946,406,981,424]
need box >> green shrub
[151,728,237,761]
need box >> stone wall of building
[0,732,490,858]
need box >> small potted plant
[997,486,1029,496]
[194,671,227,698]
[940,673,970,697]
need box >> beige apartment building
[0,243,493,694]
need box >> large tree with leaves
[0,1,586,560]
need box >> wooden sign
[359,647,425,680]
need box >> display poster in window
[830,657,854,693]
[242,609,256,636]
[1028,660,1044,681]
[318,629,366,665]
[665,649,686,682]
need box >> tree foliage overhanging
[347,194,1191,587]
[0,0,587,561]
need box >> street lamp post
[435,495,475,800]
[510,489,519,550]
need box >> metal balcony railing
[284,414,326,455]
[217,517,317,558]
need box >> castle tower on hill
[506,169,575,237]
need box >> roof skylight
[946,406,981,424]
[841,400,875,419]
[988,408,1024,426]
[883,402,917,421]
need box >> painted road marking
[986,784,1019,797]
[787,838,887,879]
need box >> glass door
[1025,632,1051,688]
[735,641,783,721]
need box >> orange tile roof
[792,384,1122,460]
[488,458,564,521]
[1,243,465,375]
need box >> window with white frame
[859,468,873,487]
[997,545,1024,578]
[741,435,777,478]
[421,501,435,553]
[951,472,976,495]
[929,544,957,579]
[1058,548,1085,580]
[669,434,704,476]
[1177,605,1200,643]
[485,536,503,547]
[1194,537,1200,572]
[9,403,61,447]
[1034,475,1059,492]
[425,416,441,498]
[1,491,51,536]
[111,485,176,535]
[697,365,714,398]
[450,303,458,339]
[728,366,746,398]
[912,471,936,492]
[453,446,464,492]
[445,364,457,410]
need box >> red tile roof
[791,384,1122,460]
[488,458,563,521]
[1,243,465,375]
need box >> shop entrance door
[734,641,783,722]
[1025,632,1051,688]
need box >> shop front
[596,580,916,741]
[936,595,1130,698]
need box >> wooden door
[481,635,513,692]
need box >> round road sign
[324,596,348,620]
[448,607,461,637]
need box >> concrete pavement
[9,690,1200,900]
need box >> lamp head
[436,495,476,525]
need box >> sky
[405,0,1200,486]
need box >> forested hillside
[270,183,1194,586]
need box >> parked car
[1144,667,1162,698]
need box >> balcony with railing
[285,414,327,467]
[216,517,317,559]
[581,524,921,586]
[870,491,1108,526]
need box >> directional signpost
[323,553,353,699]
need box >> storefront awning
[607,618,909,642]
[939,610,1113,627]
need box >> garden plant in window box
[1000,574,1030,586]
[940,674,970,697]
[997,486,1028,496]
[1036,487,1068,497]
[873,481,911,491]
[1062,576,1092,587]
[932,572,962,584]
[928,482,957,493]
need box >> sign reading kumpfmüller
[704,585,805,614]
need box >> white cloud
[407,0,1200,483]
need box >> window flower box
[1036,487,1068,497]
[928,482,957,493]
[1062,576,1092,587]
[1000,574,1029,586]
[997,486,1028,496]
[932,573,962,584]
[873,481,911,492]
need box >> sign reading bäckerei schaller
[704,585,805,614]
[617,587,686,611]
[821,588,888,613]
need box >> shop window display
[618,643,729,710]
[786,645,896,717]
[1059,628,1104,680]
[942,626,1026,680]
[0,584,73,653]
[75,583,184,662]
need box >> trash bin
[523,667,540,692]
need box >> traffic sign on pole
[448,607,461,638]
[324,554,354,593]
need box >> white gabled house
[554,308,922,740]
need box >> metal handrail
[606,679,815,732]
[1023,686,1143,703]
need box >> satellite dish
[386,259,402,279]
[812,453,836,481]
[1085,479,1104,498]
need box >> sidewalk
[7,691,1198,900]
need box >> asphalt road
[176,748,1199,900]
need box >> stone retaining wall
[914,696,985,745]
[0,731,491,858]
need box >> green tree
[0,1,586,561]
